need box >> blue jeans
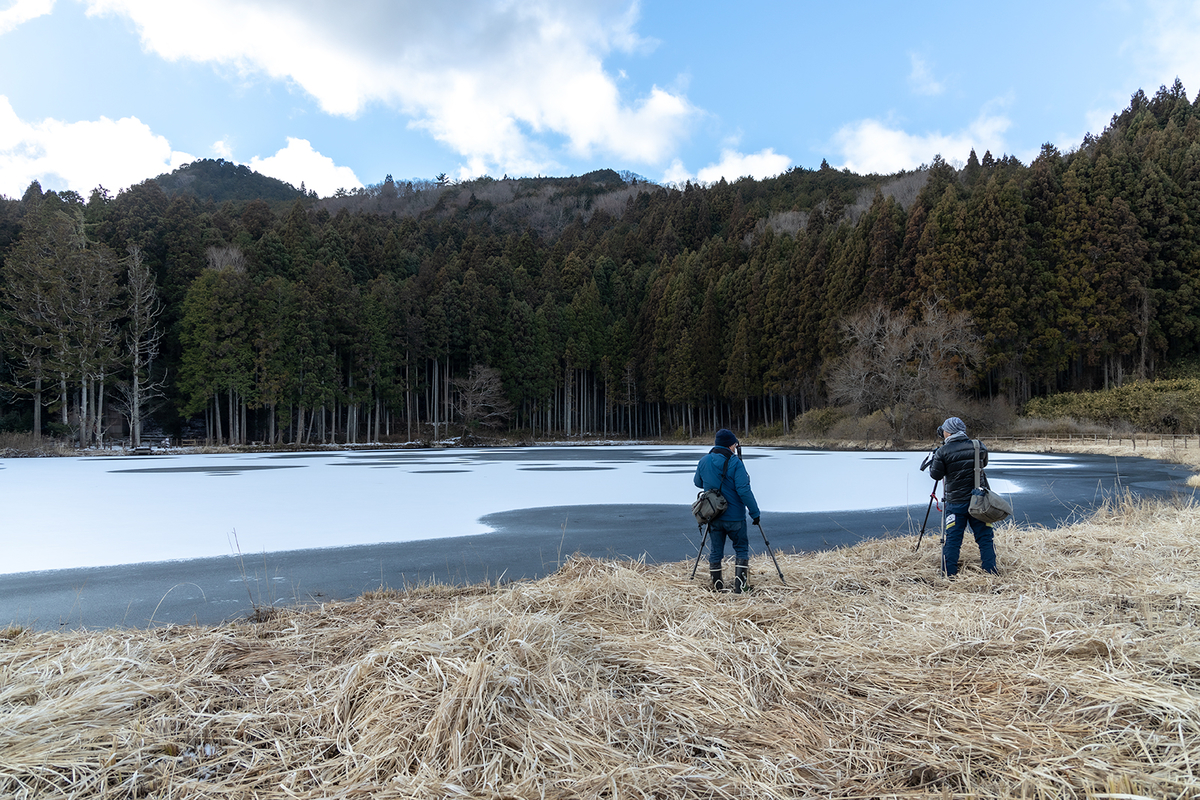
[708,518,749,568]
[942,502,997,576]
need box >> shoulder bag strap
[972,439,982,488]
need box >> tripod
[914,479,941,553]
[690,521,787,586]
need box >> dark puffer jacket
[929,434,987,504]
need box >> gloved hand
[752,516,761,526]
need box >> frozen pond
[3,444,1189,630]
[3,445,1034,575]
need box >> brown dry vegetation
[0,432,78,458]
[3,463,1200,798]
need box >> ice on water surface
[1,445,1044,574]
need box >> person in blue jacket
[693,428,761,592]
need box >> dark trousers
[942,503,998,576]
[708,518,749,568]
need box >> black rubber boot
[734,559,751,594]
[709,567,724,592]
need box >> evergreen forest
[3,83,1200,446]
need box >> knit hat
[938,416,966,437]
[715,428,739,448]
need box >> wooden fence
[990,433,1194,450]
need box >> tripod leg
[915,480,938,552]
[690,524,710,580]
[940,489,946,545]
[754,522,787,585]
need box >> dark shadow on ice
[108,464,307,475]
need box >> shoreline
[6,429,1200,459]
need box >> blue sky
[2,0,1199,199]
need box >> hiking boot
[709,567,724,592]
[733,560,751,594]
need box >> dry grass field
[2,438,1199,798]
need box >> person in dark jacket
[928,416,999,577]
[693,428,761,592]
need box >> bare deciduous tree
[827,300,982,439]
[111,245,165,448]
[205,246,247,274]
[452,365,514,437]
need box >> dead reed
[2,494,1199,798]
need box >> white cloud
[696,148,791,183]
[832,111,1012,175]
[0,97,361,198]
[1070,1,1200,157]
[0,95,193,197]
[82,0,697,177]
[248,137,363,196]
[0,0,54,36]
[1139,0,1200,91]
[907,53,945,96]
[660,157,691,185]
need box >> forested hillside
[2,83,1199,445]
[152,159,309,205]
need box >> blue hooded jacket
[693,446,760,522]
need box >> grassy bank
[3,488,1199,798]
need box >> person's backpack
[691,454,730,525]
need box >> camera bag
[691,453,730,525]
[967,439,1012,523]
